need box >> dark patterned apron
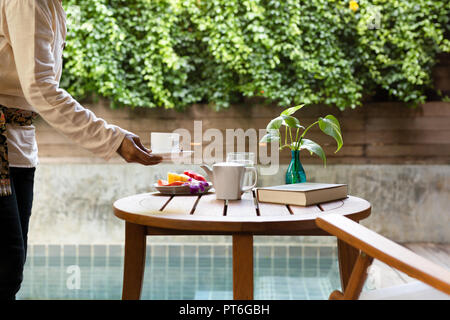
[0,105,38,196]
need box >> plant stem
[289,128,294,149]
[295,135,303,152]
[301,120,319,139]
[294,128,300,151]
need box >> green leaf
[62,0,448,111]
[318,116,343,152]
[324,114,341,131]
[280,104,305,116]
[266,116,283,130]
[281,115,303,129]
[259,133,280,143]
[299,138,326,166]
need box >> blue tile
[19,243,340,300]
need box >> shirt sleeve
[4,0,126,160]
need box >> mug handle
[241,167,257,192]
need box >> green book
[256,182,348,206]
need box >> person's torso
[0,0,67,167]
[0,0,67,110]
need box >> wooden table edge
[113,205,371,234]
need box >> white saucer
[152,151,194,162]
[153,182,212,195]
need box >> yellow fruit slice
[167,172,190,184]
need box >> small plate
[153,182,212,195]
[152,151,194,162]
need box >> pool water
[17,243,342,300]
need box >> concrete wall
[29,162,450,245]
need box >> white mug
[200,162,257,200]
[151,132,180,153]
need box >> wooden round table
[113,191,371,300]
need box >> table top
[113,191,371,235]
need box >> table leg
[232,234,254,300]
[337,239,359,292]
[122,222,147,300]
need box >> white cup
[200,162,258,200]
[151,132,180,153]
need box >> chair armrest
[316,214,450,295]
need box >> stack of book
[256,182,348,206]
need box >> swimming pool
[17,242,342,300]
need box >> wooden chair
[315,214,450,300]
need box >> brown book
[256,182,348,206]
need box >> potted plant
[260,105,343,184]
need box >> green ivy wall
[62,0,450,111]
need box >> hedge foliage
[61,0,450,110]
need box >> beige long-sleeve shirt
[0,0,127,167]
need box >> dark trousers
[0,167,35,300]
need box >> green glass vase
[285,150,306,184]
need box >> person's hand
[117,134,162,165]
